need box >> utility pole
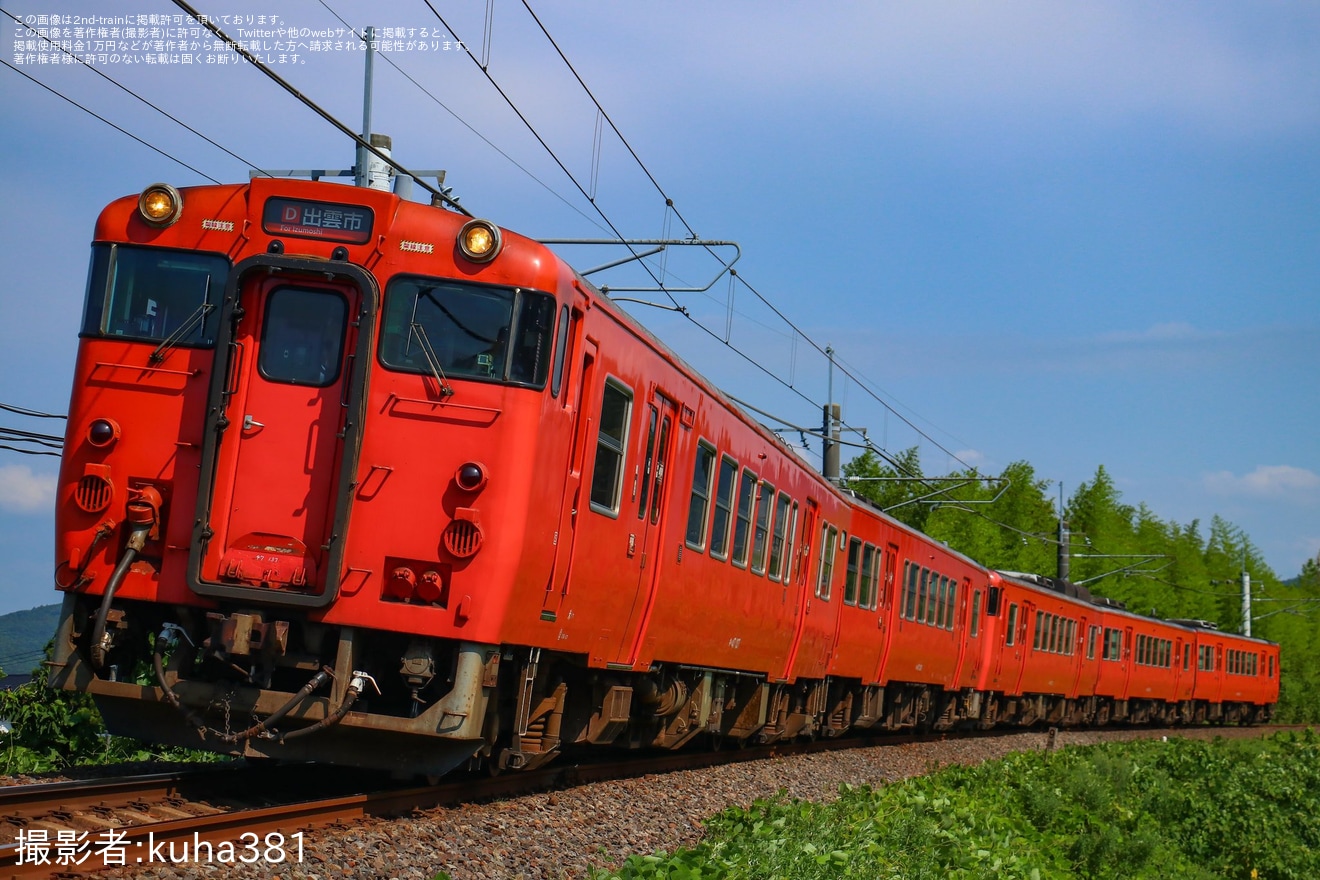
[1242,549,1252,638]
[822,346,840,481]
[1057,483,1069,581]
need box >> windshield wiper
[408,322,455,398]
[149,276,214,364]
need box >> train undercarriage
[48,594,1271,777]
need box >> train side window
[731,469,756,568]
[709,456,737,561]
[1183,643,1190,670]
[944,579,958,630]
[780,500,799,583]
[934,577,947,627]
[550,305,570,397]
[1087,625,1098,660]
[816,524,838,600]
[985,585,1001,617]
[1005,603,1019,646]
[750,482,774,575]
[916,569,930,623]
[684,441,717,552]
[905,563,920,620]
[864,548,881,611]
[1269,655,1274,678]
[588,379,632,516]
[844,539,861,606]
[1033,611,1043,650]
[637,408,658,519]
[767,492,791,581]
[859,545,876,610]
[970,590,982,638]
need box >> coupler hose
[217,666,335,744]
[152,624,340,744]
[152,624,210,738]
[280,671,378,741]
[90,488,161,669]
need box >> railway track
[0,724,1295,878]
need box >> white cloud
[0,464,57,513]
[953,449,987,467]
[1203,465,1320,502]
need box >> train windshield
[81,244,229,346]
[378,276,556,388]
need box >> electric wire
[168,0,470,215]
[421,1,684,311]
[0,6,269,178]
[0,59,220,183]
[312,0,610,235]
[0,403,65,420]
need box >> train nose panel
[219,532,316,590]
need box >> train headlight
[457,219,501,263]
[138,183,183,227]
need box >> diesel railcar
[48,178,1278,775]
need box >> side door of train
[781,499,831,680]
[612,387,679,666]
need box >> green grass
[592,731,1320,880]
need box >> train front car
[50,178,577,775]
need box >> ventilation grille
[443,520,483,559]
[75,474,113,513]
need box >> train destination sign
[262,197,374,245]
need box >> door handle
[243,415,265,431]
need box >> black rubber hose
[89,545,139,669]
[217,667,334,744]
[279,687,360,741]
[152,638,210,738]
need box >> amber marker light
[457,219,502,263]
[138,183,183,227]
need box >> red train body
[49,178,1278,775]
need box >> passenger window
[709,456,737,561]
[750,482,774,575]
[970,590,982,638]
[815,524,837,600]
[845,539,861,606]
[730,469,756,568]
[684,442,716,551]
[588,380,631,515]
[1006,603,1019,647]
[905,563,920,620]
[767,493,791,581]
[859,545,876,610]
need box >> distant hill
[0,603,60,677]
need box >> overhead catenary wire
[168,0,470,215]
[0,6,269,178]
[0,59,220,184]
[312,0,610,235]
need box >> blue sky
[1,1,1317,615]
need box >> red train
[49,177,1278,775]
